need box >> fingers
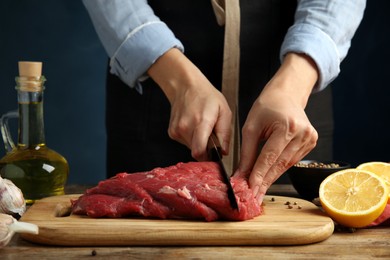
[191,123,214,161]
[167,92,232,161]
[240,125,291,202]
[235,117,318,203]
[239,122,318,204]
[190,104,232,161]
[168,114,213,161]
[167,112,191,147]
[234,123,260,179]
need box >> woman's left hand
[234,53,319,204]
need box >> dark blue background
[0,1,107,184]
[0,1,389,185]
[332,0,390,166]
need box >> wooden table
[2,185,390,259]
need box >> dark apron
[105,0,334,182]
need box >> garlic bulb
[0,213,38,248]
[0,213,14,248]
[0,176,26,216]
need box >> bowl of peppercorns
[286,160,351,201]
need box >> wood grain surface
[19,194,334,246]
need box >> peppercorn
[294,162,340,169]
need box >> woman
[83,0,366,204]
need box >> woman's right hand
[148,48,232,161]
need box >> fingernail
[252,185,259,198]
[256,193,264,205]
[222,141,229,154]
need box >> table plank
[5,228,390,259]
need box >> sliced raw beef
[71,162,262,221]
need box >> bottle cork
[17,61,44,92]
[18,61,42,77]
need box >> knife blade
[207,132,239,211]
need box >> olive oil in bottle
[0,61,69,204]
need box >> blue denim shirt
[83,0,366,93]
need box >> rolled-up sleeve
[82,0,184,93]
[280,0,366,91]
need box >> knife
[207,132,239,211]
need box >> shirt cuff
[109,21,184,94]
[280,23,340,92]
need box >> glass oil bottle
[0,61,69,204]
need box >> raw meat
[71,162,262,221]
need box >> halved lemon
[319,169,389,228]
[357,162,390,202]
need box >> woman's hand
[235,53,319,204]
[148,48,232,161]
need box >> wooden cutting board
[20,194,334,246]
